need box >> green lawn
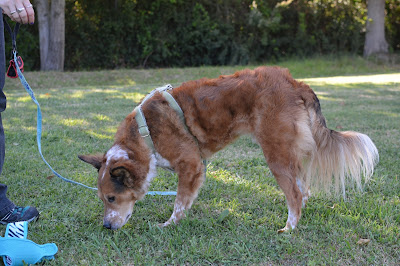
[1,56,399,265]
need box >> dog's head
[79,145,156,230]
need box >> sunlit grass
[372,110,399,118]
[85,130,115,140]
[93,114,111,121]
[61,118,88,126]
[15,96,32,102]
[302,73,400,85]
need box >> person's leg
[0,184,15,218]
[0,83,39,224]
[0,9,14,218]
[0,113,16,218]
[0,10,6,113]
[0,11,39,224]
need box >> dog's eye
[107,196,115,203]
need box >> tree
[364,0,389,57]
[35,0,65,71]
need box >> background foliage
[5,0,400,70]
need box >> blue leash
[12,51,176,196]
[13,51,97,190]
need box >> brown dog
[79,66,378,231]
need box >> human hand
[0,0,34,24]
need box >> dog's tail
[300,88,379,197]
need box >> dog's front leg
[160,158,205,227]
[159,196,187,227]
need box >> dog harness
[134,84,190,152]
[134,85,207,170]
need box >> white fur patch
[296,179,304,194]
[106,210,122,220]
[171,201,185,222]
[287,209,297,229]
[102,145,129,180]
[155,153,172,169]
[106,145,129,162]
[142,154,157,192]
[296,179,309,208]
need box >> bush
[5,0,399,70]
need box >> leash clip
[7,50,24,79]
[4,17,24,79]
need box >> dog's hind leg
[159,157,205,227]
[296,176,310,208]
[257,138,304,233]
[270,160,303,233]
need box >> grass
[1,55,399,265]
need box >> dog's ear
[110,166,134,188]
[78,154,103,170]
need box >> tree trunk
[47,0,65,71]
[35,0,49,68]
[34,0,65,71]
[364,0,389,57]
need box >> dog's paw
[158,220,173,228]
[277,227,287,234]
[277,226,293,234]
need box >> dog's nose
[103,222,112,229]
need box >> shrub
[5,0,399,70]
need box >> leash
[3,18,97,190]
[12,49,98,190]
[4,19,176,195]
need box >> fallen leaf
[46,175,55,180]
[357,238,370,245]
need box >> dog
[79,66,378,231]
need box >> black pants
[0,10,16,217]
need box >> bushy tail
[303,94,379,197]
